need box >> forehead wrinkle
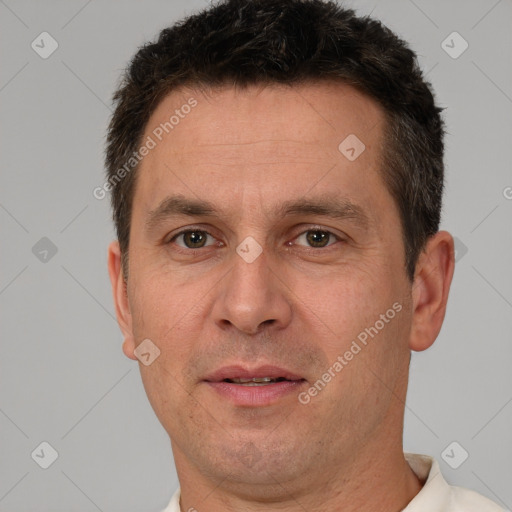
[189,138,318,147]
[169,139,325,161]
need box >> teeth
[223,377,292,386]
[238,382,271,386]
[230,377,275,384]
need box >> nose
[211,245,293,335]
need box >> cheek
[301,270,395,347]
[129,273,203,429]
[304,268,410,396]
[128,270,201,369]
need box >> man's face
[118,82,415,490]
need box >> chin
[204,436,305,485]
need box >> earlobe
[122,337,136,360]
[408,231,455,352]
[107,241,137,360]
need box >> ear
[409,231,455,352]
[107,241,137,360]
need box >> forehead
[146,80,382,148]
[133,81,388,221]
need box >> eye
[293,229,341,248]
[166,227,343,252]
[169,229,216,249]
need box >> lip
[203,365,307,407]
[204,365,305,382]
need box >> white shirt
[161,452,503,511]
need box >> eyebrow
[145,194,370,234]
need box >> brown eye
[295,230,338,248]
[306,230,330,247]
[171,230,214,249]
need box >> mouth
[222,376,294,386]
[204,364,306,384]
[203,365,307,406]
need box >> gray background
[1,0,511,510]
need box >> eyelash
[166,226,343,252]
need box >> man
[105,0,503,510]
